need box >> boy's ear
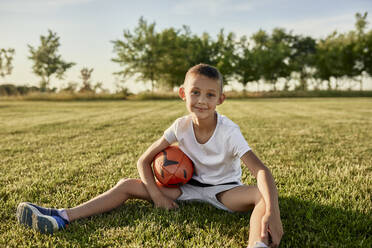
[217,93,226,105]
[179,86,186,100]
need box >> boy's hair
[185,64,223,93]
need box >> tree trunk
[299,75,307,91]
[327,80,332,90]
[283,80,289,91]
[359,78,363,91]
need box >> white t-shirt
[163,112,251,185]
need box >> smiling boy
[17,64,283,248]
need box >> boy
[17,64,283,248]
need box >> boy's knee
[115,178,139,192]
[115,178,149,199]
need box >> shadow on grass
[53,196,371,247]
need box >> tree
[249,29,270,90]
[28,30,75,91]
[234,35,260,91]
[155,27,189,89]
[314,32,343,90]
[315,32,360,90]
[112,18,237,91]
[0,48,15,81]
[250,28,291,91]
[187,32,216,66]
[213,29,237,84]
[289,35,317,91]
[354,12,371,90]
[112,17,162,91]
[155,26,228,89]
[355,12,368,36]
[364,29,372,78]
[314,13,370,91]
[79,67,94,92]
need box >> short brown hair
[185,64,223,93]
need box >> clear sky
[1,0,372,92]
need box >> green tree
[112,18,234,91]
[0,48,15,81]
[28,30,75,91]
[213,29,237,84]
[155,27,189,89]
[314,32,343,90]
[355,12,368,36]
[188,32,216,66]
[234,35,260,91]
[353,12,371,90]
[271,28,293,90]
[316,33,358,90]
[155,26,233,89]
[251,28,291,91]
[289,36,317,91]
[249,29,270,90]
[112,17,162,91]
[364,29,372,78]
[314,13,371,91]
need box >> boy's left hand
[154,194,179,210]
[261,212,283,247]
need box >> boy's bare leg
[217,185,269,248]
[66,179,181,222]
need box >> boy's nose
[198,95,207,104]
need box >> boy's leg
[66,178,181,221]
[216,185,269,248]
[17,178,180,234]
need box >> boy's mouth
[194,106,208,112]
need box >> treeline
[0,84,40,96]
[0,12,371,96]
[112,13,371,91]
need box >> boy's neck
[191,112,217,132]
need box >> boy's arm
[241,150,283,247]
[137,136,178,210]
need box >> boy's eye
[207,93,216,97]
[191,91,199,95]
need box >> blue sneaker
[21,202,61,216]
[16,202,68,234]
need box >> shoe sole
[16,202,59,234]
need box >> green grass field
[0,98,371,247]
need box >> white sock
[250,241,268,248]
[58,209,70,222]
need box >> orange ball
[152,146,194,187]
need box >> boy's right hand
[154,194,179,210]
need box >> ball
[152,146,194,187]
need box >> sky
[1,0,372,92]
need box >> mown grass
[0,98,371,247]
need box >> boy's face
[179,74,225,121]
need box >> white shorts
[177,182,241,212]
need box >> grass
[0,98,371,247]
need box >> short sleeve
[230,128,251,158]
[163,120,178,144]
